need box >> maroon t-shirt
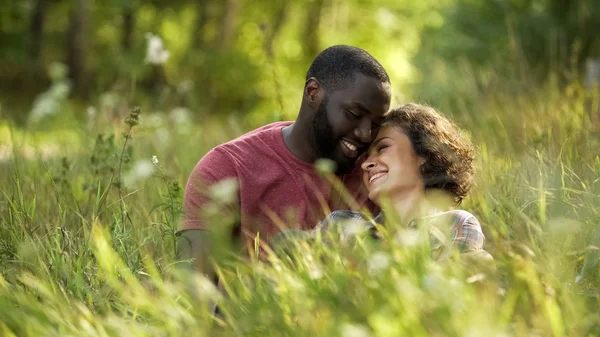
[181,121,373,243]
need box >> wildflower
[170,107,192,125]
[151,155,159,165]
[376,8,396,29]
[155,128,171,147]
[308,265,323,280]
[466,273,486,284]
[177,80,194,94]
[123,160,155,187]
[86,106,97,120]
[367,252,390,275]
[315,158,336,174]
[341,323,370,337]
[125,107,140,127]
[194,275,221,301]
[209,178,239,204]
[395,229,420,247]
[145,33,170,65]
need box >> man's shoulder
[198,121,292,166]
[226,121,292,144]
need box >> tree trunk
[218,0,241,50]
[30,0,47,62]
[264,1,288,112]
[303,0,325,58]
[67,0,92,98]
[193,0,210,49]
[264,3,287,58]
[586,58,600,130]
[122,5,135,50]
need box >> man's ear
[304,77,324,109]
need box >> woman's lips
[369,171,387,184]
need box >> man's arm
[178,148,239,278]
[176,229,217,283]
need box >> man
[177,45,392,281]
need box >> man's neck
[282,118,319,164]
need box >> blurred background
[1,2,600,335]
[1,0,599,126]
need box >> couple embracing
[177,45,491,283]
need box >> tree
[303,0,324,58]
[30,0,47,63]
[67,0,92,98]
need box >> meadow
[0,62,599,336]
[1,1,600,333]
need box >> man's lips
[342,139,357,151]
[340,138,365,158]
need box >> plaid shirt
[313,209,486,260]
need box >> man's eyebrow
[367,137,391,154]
[351,102,372,114]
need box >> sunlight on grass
[0,75,599,336]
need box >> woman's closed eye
[377,144,389,153]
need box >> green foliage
[413,0,600,111]
[1,1,600,335]
[1,62,600,335]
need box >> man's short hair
[306,45,390,91]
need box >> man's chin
[333,157,356,174]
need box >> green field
[1,74,599,336]
[1,0,600,336]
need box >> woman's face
[361,125,425,201]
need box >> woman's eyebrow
[367,137,392,154]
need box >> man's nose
[354,119,372,143]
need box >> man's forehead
[332,80,390,111]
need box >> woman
[272,103,489,261]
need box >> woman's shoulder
[424,209,480,226]
[316,210,367,229]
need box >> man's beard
[311,97,353,174]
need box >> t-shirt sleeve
[180,148,239,231]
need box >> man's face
[312,74,392,174]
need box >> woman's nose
[361,158,376,171]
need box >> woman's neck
[387,187,427,226]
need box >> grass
[0,73,599,336]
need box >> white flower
[367,252,390,275]
[155,128,171,147]
[341,323,370,337]
[376,8,397,29]
[395,229,420,247]
[123,160,155,187]
[151,155,159,165]
[177,80,194,94]
[145,33,170,65]
[308,265,323,280]
[209,178,239,204]
[170,107,192,125]
[86,106,97,120]
[194,274,222,301]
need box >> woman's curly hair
[383,103,476,205]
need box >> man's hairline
[307,71,390,92]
